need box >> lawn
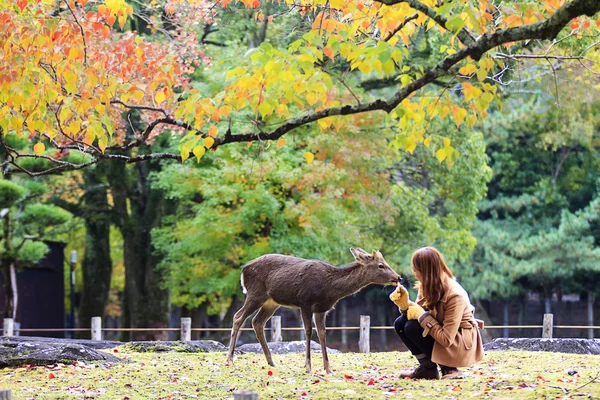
[1,348,599,399]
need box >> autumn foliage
[1,0,600,174]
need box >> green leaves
[21,204,72,229]
[0,180,27,209]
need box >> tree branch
[6,0,600,175]
[377,0,476,46]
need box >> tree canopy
[1,0,599,175]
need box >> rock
[0,341,124,368]
[237,340,341,355]
[120,340,227,353]
[484,338,600,355]
[0,335,122,350]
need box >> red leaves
[16,0,27,12]
[343,374,354,380]
[367,379,375,386]
[48,372,56,379]
[267,370,273,376]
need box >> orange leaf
[208,126,218,137]
[252,0,260,8]
[48,372,56,379]
[276,139,286,149]
[323,46,334,62]
[33,142,45,154]
[106,15,116,27]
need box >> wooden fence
[3,314,599,352]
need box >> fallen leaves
[1,350,599,399]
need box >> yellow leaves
[462,82,482,102]
[451,106,467,127]
[33,142,45,154]
[63,71,77,85]
[435,137,459,168]
[304,152,314,164]
[458,64,477,76]
[155,90,166,105]
[424,137,431,147]
[193,145,205,161]
[258,102,274,118]
[203,137,214,149]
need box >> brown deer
[226,248,400,374]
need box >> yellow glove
[389,284,414,312]
[407,304,426,321]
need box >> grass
[1,348,599,399]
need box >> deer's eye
[378,264,385,269]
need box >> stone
[120,340,227,353]
[0,341,124,368]
[0,335,121,350]
[237,340,341,355]
[483,338,600,355]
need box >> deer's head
[349,248,400,286]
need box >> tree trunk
[503,301,509,339]
[78,167,113,329]
[588,290,595,339]
[109,158,171,341]
[9,263,17,320]
[341,299,348,350]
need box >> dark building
[0,241,66,338]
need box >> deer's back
[242,254,336,309]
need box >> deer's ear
[372,250,383,260]
[350,247,371,264]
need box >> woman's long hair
[411,247,454,309]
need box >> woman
[389,246,484,380]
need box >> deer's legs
[227,296,265,364]
[252,304,279,367]
[314,312,332,375]
[300,309,314,373]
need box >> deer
[226,248,400,374]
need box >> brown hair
[411,247,454,309]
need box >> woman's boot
[398,354,440,380]
[440,365,462,379]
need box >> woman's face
[412,268,422,281]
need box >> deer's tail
[240,271,247,295]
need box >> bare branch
[383,13,418,42]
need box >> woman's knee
[394,315,409,333]
[404,320,424,338]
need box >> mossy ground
[1,349,599,399]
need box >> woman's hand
[389,283,411,311]
[407,304,426,320]
[475,318,485,330]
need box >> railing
[3,314,599,354]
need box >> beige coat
[416,277,484,368]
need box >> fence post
[3,318,14,337]
[542,313,553,339]
[271,316,282,342]
[0,389,12,400]
[233,390,258,400]
[181,317,191,341]
[359,315,370,354]
[91,317,102,341]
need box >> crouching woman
[390,246,484,380]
